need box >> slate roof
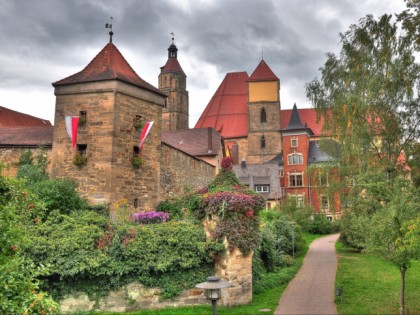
[308,141,332,164]
[161,128,221,157]
[280,108,323,136]
[53,43,166,97]
[248,60,279,82]
[0,126,53,147]
[0,106,52,127]
[283,103,306,130]
[194,72,249,138]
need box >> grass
[82,233,324,315]
[335,241,420,315]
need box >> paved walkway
[275,233,340,315]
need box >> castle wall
[160,144,215,200]
[0,147,51,178]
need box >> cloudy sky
[0,0,407,127]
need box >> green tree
[306,4,420,314]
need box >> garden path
[275,233,340,315]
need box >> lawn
[335,241,420,315]
[84,233,323,315]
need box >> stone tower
[50,42,166,215]
[159,38,189,131]
[246,60,282,164]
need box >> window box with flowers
[134,115,144,130]
[132,156,143,169]
[73,153,88,166]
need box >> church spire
[168,32,178,58]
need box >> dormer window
[291,137,298,147]
[260,108,267,123]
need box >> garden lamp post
[290,221,296,259]
[196,276,231,315]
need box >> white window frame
[288,153,303,165]
[255,185,270,193]
[291,137,298,147]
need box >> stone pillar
[215,244,253,306]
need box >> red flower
[22,191,27,197]
[29,203,35,209]
[246,210,254,217]
[34,217,39,223]
[10,245,17,251]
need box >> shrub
[309,213,334,234]
[23,213,221,300]
[29,179,88,216]
[132,211,169,224]
[0,172,59,314]
[16,149,49,185]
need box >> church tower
[246,60,282,164]
[159,37,189,131]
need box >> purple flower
[132,211,169,224]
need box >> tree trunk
[400,266,407,315]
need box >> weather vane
[170,32,175,44]
[106,16,113,43]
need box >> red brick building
[196,60,340,218]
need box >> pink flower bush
[132,211,169,224]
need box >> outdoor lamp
[196,276,231,315]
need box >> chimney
[207,127,213,153]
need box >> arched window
[260,108,267,123]
[261,135,266,149]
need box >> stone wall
[60,282,209,313]
[160,143,215,200]
[0,147,51,178]
[216,247,253,306]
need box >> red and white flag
[65,116,79,150]
[138,121,154,150]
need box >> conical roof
[53,43,166,97]
[248,60,279,82]
[283,103,313,134]
[195,72,249,138]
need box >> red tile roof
[0,106,52,127]
[195,72,249,139]
[160,58,185,75]
[0,126,53,146]
[248,60,279,82]
[161,128,221,156]
[53,43,166,97]
[280,108,324,136]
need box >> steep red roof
[53,43,166,97]
[160,58,185,75]
[195,72,249,139]
[161,128,221,157]
[248,60,279,82]
[280,108,324,136]
[0,106,52,127]
[0,126,53,146]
